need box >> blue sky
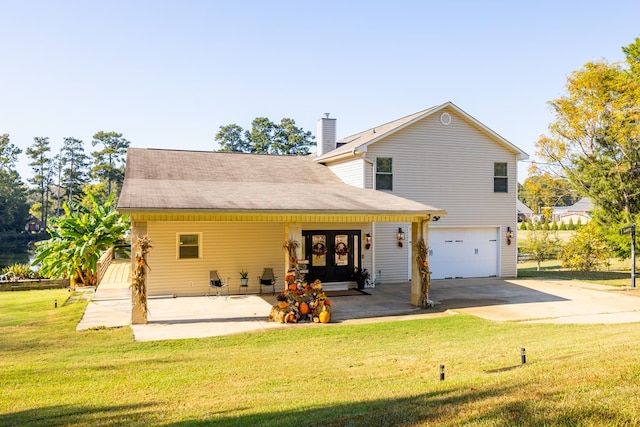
[2,0,639,183]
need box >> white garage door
[428,228,498,279]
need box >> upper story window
[376,157,393,191]
[494,162,508,193]
[178,233,201,259]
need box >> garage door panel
[429,228,498,279]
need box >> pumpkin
[299,302,309,315]
[313,316,320,323]
[286,311,297,323]
[288,283,297,291]
[319,310,330,323]
[278,301,289,309]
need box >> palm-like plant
[33,192,130,287]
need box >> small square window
[178,233,200,259]
[376,157,393,191]
[494,162,508,193]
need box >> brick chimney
[316,113,336,156]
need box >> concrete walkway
[77,262,640,342]
[76,259,132,330]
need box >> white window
[376,157,393,190]
[494,162,508,193]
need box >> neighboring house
[25,215,43,233]
[553,197,592,226]
[118,148,444,304]
[517,200,533,222]
[315,102,528,280]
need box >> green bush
[1,263,41,280]
[560,222,609,271]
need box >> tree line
[0,131,129,234]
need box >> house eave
[119,208,447,223]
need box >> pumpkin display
[269,278,333,324]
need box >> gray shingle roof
[118,148,445,216]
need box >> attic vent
[440,112,452,125]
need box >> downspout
[361,155,376,282]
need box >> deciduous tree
[535,38,640,256]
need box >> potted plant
[239,269,249,286]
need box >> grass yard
[2,289,640,426]
[518,259,636,287]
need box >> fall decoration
[335,241,349,257]
[319,309,331,323]
[299,302,309,315]
[283,239,299,264]
[131,235,152,324]
[269,278,333,324]
[415,238,433,309]
[312,241,327,256]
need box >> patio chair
[258,268,277,295]
[208,271,229,298]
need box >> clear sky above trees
[1,1,639,183]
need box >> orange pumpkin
[278,301,289,309]
[319,310,330,323]
[299,302,309,315]
[288,283,297,291]
[286,311,297,323]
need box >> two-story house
[315,101,528,282]
[117,102,527,302]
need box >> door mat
[325,289,370,297]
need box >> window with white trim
[178,233,201,259]
[376,157,393,190]
[494,162,508,193]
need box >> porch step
[321,281,357,292]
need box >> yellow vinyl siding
[145,221,284,296]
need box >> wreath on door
[335,242,349,257]
[312,242,327,256]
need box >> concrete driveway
[77,277,640,342]
[430,278,640,324]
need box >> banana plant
[33,192,130,287]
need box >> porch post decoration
[415,238,432,309]
[131,234,151,324]
[283,239,299,264]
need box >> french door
[302,230,361,283]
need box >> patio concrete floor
[77,261,640,342]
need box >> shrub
[560,222,609,271]
[1,263,41,280]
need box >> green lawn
[518,259,636,287]
[2,289,640,426]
